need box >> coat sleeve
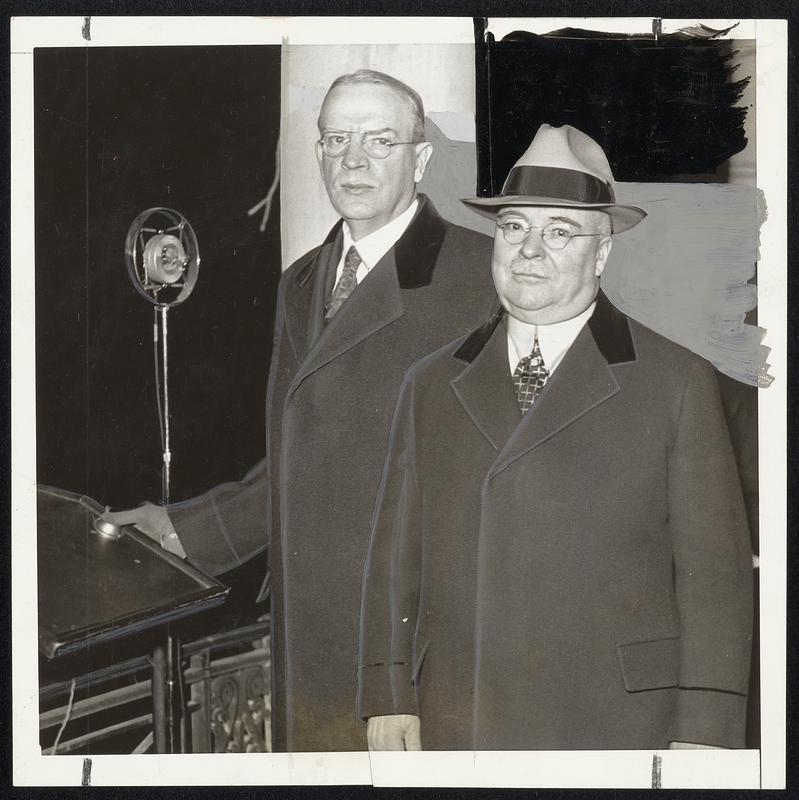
[167,459,269,577]
[669,358,754,748]
[166,271,295,579]
[357,369,423,720]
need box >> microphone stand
[152,303,185,754]
[125,209,199,754]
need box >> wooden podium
[37,485,229,752]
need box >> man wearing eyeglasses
[105,70,496,751]
[358,124,752,751]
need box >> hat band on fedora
[501,166,615,205]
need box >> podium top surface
[37,485,229,658]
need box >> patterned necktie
[325,245,362,320]
[512,338,549,414]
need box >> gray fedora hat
[462,124,646,233]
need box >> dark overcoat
[170,196,497,750]
[357,293,753,750]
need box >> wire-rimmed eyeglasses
[495,220,606,250]
[319,131,423,160]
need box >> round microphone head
[124,207,200,307]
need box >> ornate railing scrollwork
[208,665,268,753]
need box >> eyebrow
[495,211,583,229]
[547,215,583,228]
[321,127,399,136]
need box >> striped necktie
[325,245,361,320]
[512,338,549,414]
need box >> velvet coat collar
[449,291,638,476]
[284,194,450,395]
[293,193,448,290]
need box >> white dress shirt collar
[338,197,419,284]
[507,301,597,377]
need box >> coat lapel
[489,292,636,477]
[489,323,622,477]
[393,194,448,289]
[288,246,405,394]
[451,292,637,473]
[284,223,342,363]
[286,195,447,395]
[450,311,523,450]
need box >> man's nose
[341,137,369,170]
[519,228,546,258]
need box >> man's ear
[315,139,325,173]
[594,235,612,277]
[414,142,433,183]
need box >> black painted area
[477,30,750,190]
[34,46,281,508]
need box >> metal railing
[40,616,271,755]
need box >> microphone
[123,207,201,506]
[124,207,200,307]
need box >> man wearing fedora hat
[357,124,753,750]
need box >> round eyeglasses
[495,220,605,250]
[319,131,423,160]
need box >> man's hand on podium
[102,504,187,559]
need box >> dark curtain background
[35,46,282,694]
[35,45,281,509]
